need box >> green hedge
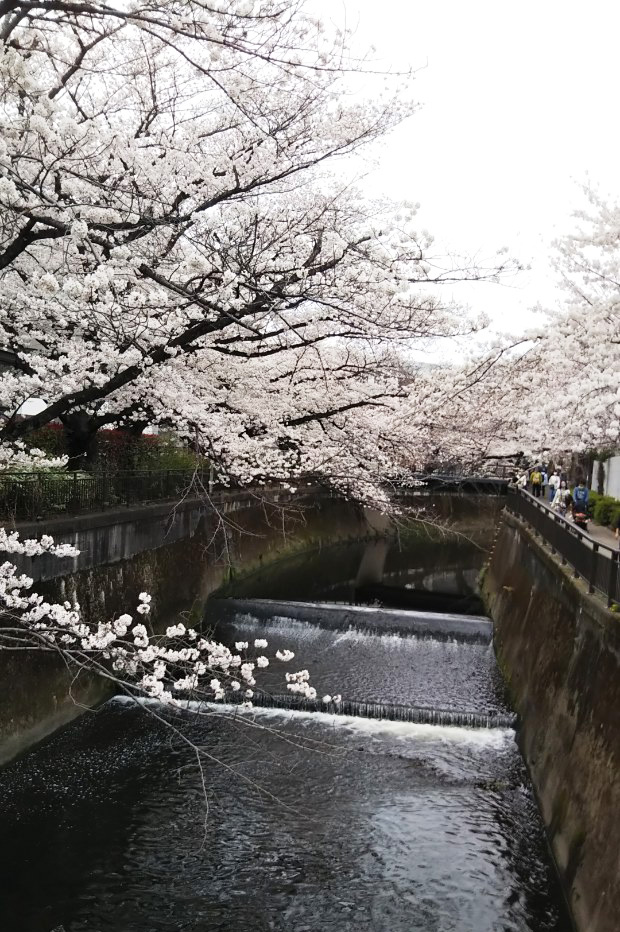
[588,489,620,526]
[26,424,203,472]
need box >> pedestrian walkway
[506,487,620,606]
[529,491,619,550]
[588,521,618,550]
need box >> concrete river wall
[483,510,620,932]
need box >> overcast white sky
[315,0,620,335]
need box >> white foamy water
[239,599,491,624]
[329,629,461,649]
[212,704,514,748]
[230,613,467,650]
[230,613,327,640]
[108,696,514,748]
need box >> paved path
[531,491,619,550]
[588,520,618,549]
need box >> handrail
[512,486,616,553]
[506,486,620,607]
[0,466,510,522]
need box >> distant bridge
[398,473,510,495]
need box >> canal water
[0,534,572,932]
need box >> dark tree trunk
[597,459,606,495]
[123,420,148,438]
[60,411,99,471]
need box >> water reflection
[214,533,487,606]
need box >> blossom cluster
[0,442,68,472]
[0,530,320,710]
[285,669,317,700]
[0,528,79,559]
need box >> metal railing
[0,468,211,521]
[0,465,514,522]
[506,486,620,607]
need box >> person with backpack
[571,480,589,528]
[530,467,543,497]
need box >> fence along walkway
[0,466,512,522]
[506,486,620,608]
[0,469,210,521]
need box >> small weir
[212,597,494,644]
[228,691,517,729]
[209,598,507,716]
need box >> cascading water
[0,535,572,932]
[222,690,517,728]
[210,607,508,714]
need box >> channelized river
[0,534,572,932]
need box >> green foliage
[24,425,203,472]
[586,447,614,463]
[130,433,202,472]
[593,495,619,527]
[583,489,620,527]
[28,424,66,457]
[94,430,199,471]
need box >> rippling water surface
[0,700,570,932]
[0,537,572,932]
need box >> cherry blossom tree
[0,0,513,490]
[425,187,620,468]
[535,187,620,453]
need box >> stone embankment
[483,510,620,932]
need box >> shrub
[22,425,204,473]
[28,423,66,457]
[593,495,618,526]
[131,432,202,472]
[609,503,620,530]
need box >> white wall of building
[592,456,620,499]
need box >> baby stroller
[572,507,588,532]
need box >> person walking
[552,481,571,515]
[571,480,589,520]
[530,467,543,498]
[548,470,560,502]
